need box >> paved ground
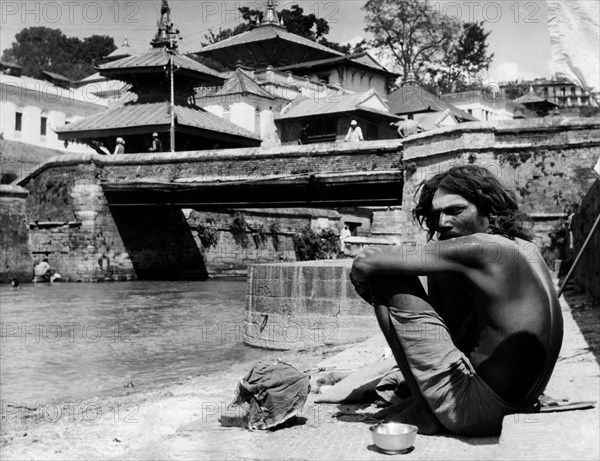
[115,285,599,461]
[2,283,597,460]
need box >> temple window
[15,111,22,132]
[40,115,47,136]
[255,107,261,133]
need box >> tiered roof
[95,47,224,86]
[56,0,260,151]
[195,0,343,70]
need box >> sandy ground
[0,343,350,460]
[1,284,598,461]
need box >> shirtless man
[350,165,563,436]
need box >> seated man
[34,257,53,282]
[350,165,563,436]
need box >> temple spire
[259,0,284,28]
[151,0,179,48]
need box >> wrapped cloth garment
[228,360,310,430]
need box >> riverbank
[1,283,598,460]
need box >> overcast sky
[1,0,554,82]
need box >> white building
[1,65,107,154]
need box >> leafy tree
[424,22,494,94]
[502,79,531,100]
[363,0,493,91]
[2,27,115,81]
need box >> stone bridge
[12,118,600,282]
[26,140,405,209]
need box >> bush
[292,227,339,261]
[197,223,219,249]
[229,212,249,248]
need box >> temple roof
[95,48,224,84]
[105,37,135,60]
[195,25,343,70]
[197,67,276,101]
[276,89,400,121]
[276,52,396,77]
[514,88,559,106]
[55,101,260,142]
[388,84,477,121]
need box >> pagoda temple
[56,0,260,154]
[195,0,344,70]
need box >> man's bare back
[428,234,563,404]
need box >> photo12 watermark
[0,321,140,343]
[1,401,139,424]
[1,2,140,25]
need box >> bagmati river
[0,279,267,405]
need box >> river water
[0,279,267,406]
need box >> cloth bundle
[227,360,310,430]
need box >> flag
[547,0,600,93]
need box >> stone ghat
[244,260,380,350]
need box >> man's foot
[380,399,444,435]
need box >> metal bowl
[369,422,418,454]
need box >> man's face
[431,190,489,240]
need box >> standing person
[350,165,563,436]
[344,120,364,142]
[396,114,424,138]
[298,123,310,145]
[340,225,351,242]
[113,137,125,155]
[149,132,163,152]
[339,224,352,254]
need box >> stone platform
[244,260,381,350]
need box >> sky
[0,0,555,83]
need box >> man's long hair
[413,165,532,241]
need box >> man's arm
[351,233,505,283]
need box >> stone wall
[572,177,600,300]
[186,209,341,276]
[245,260,379,350]
[25,162,136,282]
[399,118,600,247]
[0,185,32,283]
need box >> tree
[363,0,493,91]
[2,27,115,81]
[425,21,494,93]
[502,79,531,100]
